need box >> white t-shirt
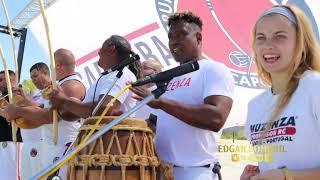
[83,67,137,115]
[245,70,320,171]
[42,74,84,146]
[154,59,234,166]
[20,91,44,142]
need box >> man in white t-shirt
[48,35,139,124]
[130,12,234,180]
[3,49,86,179]
[17,62,51,179]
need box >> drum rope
[69,119,161,178]
[69,129,160,179]
[41,84,131,178]
[70,147,159,167]
[160,161,175,180]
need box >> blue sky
[0,0,48,83]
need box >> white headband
[259,6,297,25]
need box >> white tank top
[42,74,86,146]
[20,90,45,142]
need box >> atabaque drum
[68,116,160,180]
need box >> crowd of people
[0,4,319,180]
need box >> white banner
[29,0,320,127]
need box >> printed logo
[2,142,7,149]
[30,148,38,157]
[249,116,297,146]
[53,156,60,163]
[166,77,192,91]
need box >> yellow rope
[38,0,59,145]
[41,84,132,178]
[160,161,175,180]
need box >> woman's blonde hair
[252,5,320,128]
[142,60,164,74]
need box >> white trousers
[20,142,42,180]
[20,141,70,179]
[173,166,218,180]
[40,142,70,179]
[0,142,20,180]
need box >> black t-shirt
[0,89,22,142]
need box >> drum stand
[30,81,169,180]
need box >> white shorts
[173,166,218,180]
[20,142,42,180]
[40,142,71,179]
[21,141,71,179]
[0,142,21,180]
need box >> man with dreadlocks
[49,35,140,120]
[130,11,234,180]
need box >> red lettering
[166,77,192,91]
[176,80,181,88]
[166,82,172,91]
[184,77,191,87]
[180,78,185,88]
[171,81,177,90]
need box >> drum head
[83,116,148,129]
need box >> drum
[68,116,160,180]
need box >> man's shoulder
[122,67,137,81]
[60,80,85,96]
[60,79,84,88]
[199,58,230,73]
[197,58,233,86]
[59,74,86,89]
[59,74,84,85]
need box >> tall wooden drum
[68,116,160,180]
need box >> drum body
[68,116,160,180]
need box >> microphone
[102,53,140,75]
[132,61,199,87]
